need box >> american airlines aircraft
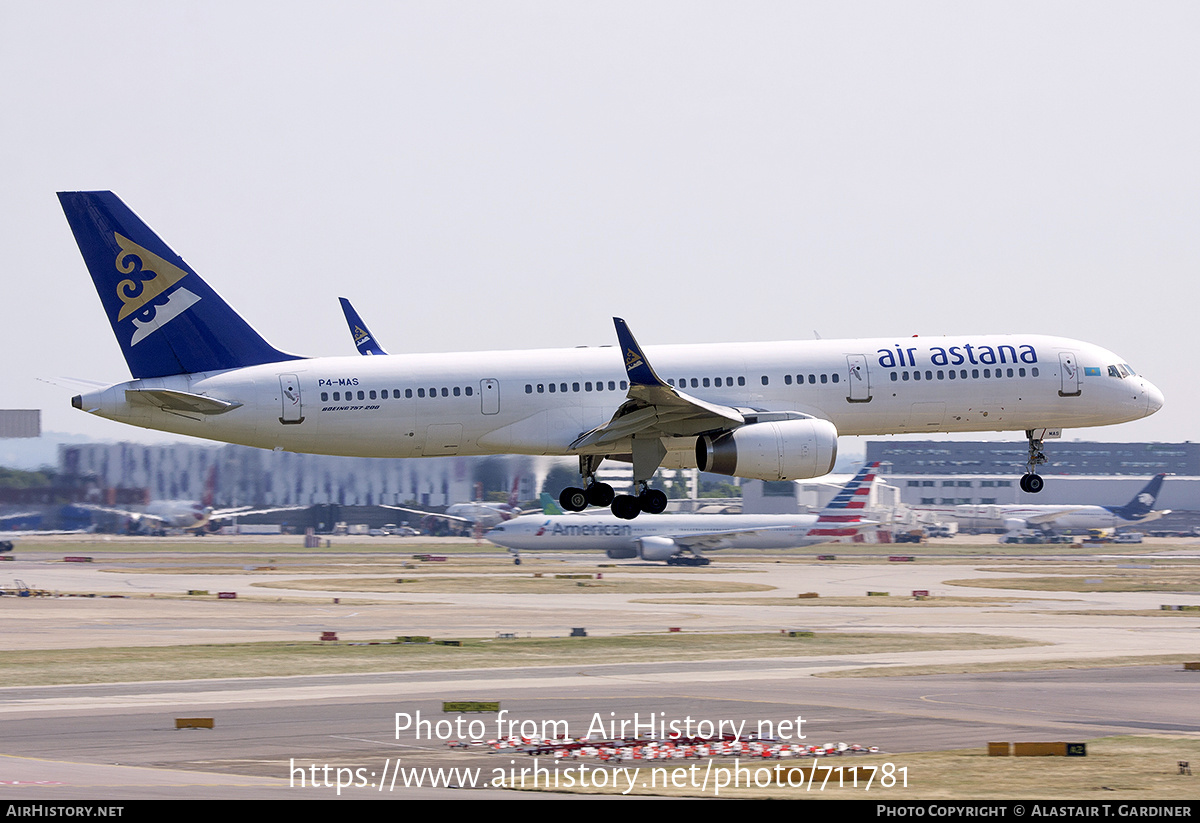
[58,192,1164,520]
[911,473,1170,534]
[486,462,882,565]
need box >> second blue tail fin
[59,191,301,379]
[338,297,388,355]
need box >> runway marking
[329,735,405,748]
[917,691,1114,721]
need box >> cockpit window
[1107,364,1133,379]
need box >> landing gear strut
[1020,429,1047,493]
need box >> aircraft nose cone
[1145,381,1164,416]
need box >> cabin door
[278,374,304,424]
[481,379,500,414]
[846,355,872,402]
[1058,352,1081,397]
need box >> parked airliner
[79,468,305,534]
[382,478,528,533]
[911,474,1170,534]
[486,463,882,565]
[58,192,1163,520]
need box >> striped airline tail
[806,461,880,538]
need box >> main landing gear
[560,480,667,519]
[1020,429,1047,493]
[559,455,668,520]
[609,485,668,520]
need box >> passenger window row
[667,376,747,388]
[321,386,476,402]
[525,381,629,394]
[318,366,1041,402]
[783,373,840,385]
[889,367,1039,382]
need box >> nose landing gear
[1020,429,1048,493]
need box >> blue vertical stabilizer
[58,191,301,378]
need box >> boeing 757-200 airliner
[58,192,1163,520]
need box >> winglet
[613,317,668,388]
[338,297,388,355]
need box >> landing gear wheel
[638,488,668,514]
[560,487,588,512]
[1020,473,1044,494]
[586,482,615,508]
[611,495,641,520]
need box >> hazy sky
[3,1,1196,449]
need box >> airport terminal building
[865,441,1200,528]
[865,440,1200,477]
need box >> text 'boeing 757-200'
[59,192,1163,519]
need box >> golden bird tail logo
[111,233,201,346]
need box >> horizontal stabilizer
[125,388,242,415]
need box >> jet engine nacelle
[605,547,638,560]
[1003,517,1032,533]
[636,536,680,562]
[695,418,838,481]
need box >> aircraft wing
[379,504,473,525]
[1021,509,1090,526]
[569,318,746,452]
[75,503,171,526]
[668,521,879,553]
[0,511,47,525]
[208,506,309,521]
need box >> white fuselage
[912,504,1158,532]
[75,334,1162,465]
[486,513,832,553]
